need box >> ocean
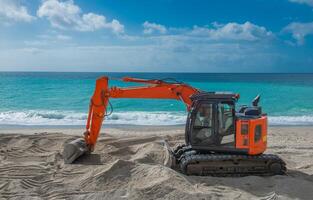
[1,72,313,126]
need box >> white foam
[0,110,186,126]
[1,110,313,126]
[268,116,313,125]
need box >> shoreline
[0,123,313,132]
[1,125,313,142]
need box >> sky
[0,0,313,72]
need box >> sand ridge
[0,126,313,199]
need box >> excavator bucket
[63,138,89,164]
[162,140,177,169]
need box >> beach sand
[0,126,312,200]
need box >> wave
[0,110,186,126]
[268,116,313,125]
[1,110,313,126]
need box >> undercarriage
[168,144,286,177]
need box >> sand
[0,126,312,200]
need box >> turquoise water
[1,72,313,125]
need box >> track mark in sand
[0,165,48,173]
[6,152,27,158]
[0,181,9,191]
[0,165,49,180]
[27,145,50,154]
[41,191,90,200]
[4,147,50,159]
[210,186,228,194]
[5,148,25,157]
[21,179,38,189]
[258,192,278,200]
[39,180,64,192]
[0,192,38,199]
[20,179,53,189]
[0,164,47,170]
[0,175,36,179]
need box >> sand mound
[0,127,313,199]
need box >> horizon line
[1,71,313,74]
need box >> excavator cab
[185,92,267,155]
[185,92,237,152]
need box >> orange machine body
[236,117,267,155]
[84,76,268,156]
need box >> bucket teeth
[63,138,89,164]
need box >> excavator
[63,76,286,176]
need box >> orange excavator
[63,76,286,176]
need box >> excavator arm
[63,76,199,163]
[85,76,199,150]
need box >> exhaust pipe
[63,138,90,164]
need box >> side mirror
[252,94,260,107]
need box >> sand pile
[0,126,312,199]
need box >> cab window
[218,103,235,145]
[192,104,214,145]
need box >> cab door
[188,100,238,153]
[216,102,236,146]
[189,102,216,146]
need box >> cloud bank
[0,0,35,23]
[188,22,273,41]
[141,21,273,42]
[37,0,124,33]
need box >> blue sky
[0,0,313,72]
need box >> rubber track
[179,153,286,177]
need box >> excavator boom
[63,76,199,163]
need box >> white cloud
[188,22,273,41]
[0,0,35,23]
[37,0,124,33]
[139,21,273,42]
[289,0,313,6]
[284,22,313,45]
[143,21,167,34]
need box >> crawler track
[172,145,286,177]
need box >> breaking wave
[0,110,187,126]
[268,116,313,125]
[1,110,313,126]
